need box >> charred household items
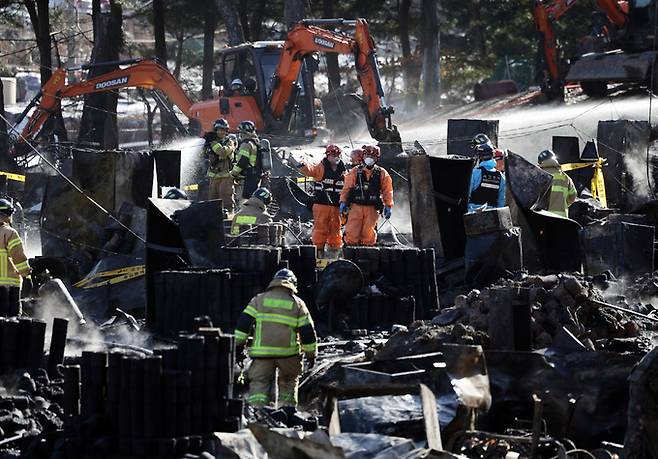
[537,149,577,218]
[339,144,394,246]
[297,144,347,256]
[230,187,273,237]
[231,120,261,200]
[0,199,31,316]
[234,269,317,408]
[467,142,506,213]
[206,118,238,213]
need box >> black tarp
[409,154,473,261]
[145,198,191,326]
[447,119,499,157]
[505,152,582,272]
[482,350,639,448]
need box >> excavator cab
[206,42,324,144]
[623,0,657,51]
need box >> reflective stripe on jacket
[207,136,237,178]
[544,167,577,217]
[0,224,29,287]
[231,138,258,177]
[234,284,317,357]
[230,197,272,235]
[300,158,346,206]
[339,165,394,208]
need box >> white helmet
[231,79,244,91]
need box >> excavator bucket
[377,126,404,156]
[566,50,657,84]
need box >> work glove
[339,202,348,215]
[383,206,392,219]
[306,354,316,369]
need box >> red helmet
[362,144,381,160]
[350,148,363,163]
[493,148,506,161]
[325,144,342,156]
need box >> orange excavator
[534,0,658,99]
[11,18,401,154]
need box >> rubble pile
[375,322,488,360]
[0,371,65,456]
[614,270,658,304]
[432,273,657,352]
[56,330,242,458]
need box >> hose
[377,218,412,247]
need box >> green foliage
[439,0,594,92]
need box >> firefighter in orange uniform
[296,144,346,256]
[339,144,393,246]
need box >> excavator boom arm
[269,19,399,145]
[534,0,628,89]
[16,60,195,148]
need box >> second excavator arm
[14,59,195,150]
[534,0,628,97]
[268,19,401,148]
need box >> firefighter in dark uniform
[467,143,506,212]
[230,120,261,202]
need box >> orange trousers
[312,204,342,248]
[344,204,380,246]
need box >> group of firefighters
[0,121,583,413]
[204,117,397,409]
[206,117,395,255]
[232,132,580,411]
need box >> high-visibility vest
[546,169,576,217]
[0,226,29,287]
[229,198,270,236]
[313,158,346,207]
[234,288,316,358]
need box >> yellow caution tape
[183,184,199,191]
[73,265,145,289]
[561,159,607,208]
[0,171,25,183]
[316,258,331,270]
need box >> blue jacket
[467,159,506,213]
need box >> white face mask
[364,157,375,166]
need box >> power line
[0,111,146,244]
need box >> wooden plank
[419,383,443,451]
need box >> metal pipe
[66,337,154,355]
[300,19,357,26]
[588,298,658,322]
[78,58,143,70]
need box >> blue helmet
[538,149,556,164]
[471,133,492,149]
[238,120,256,134]
[475,143,494,160]
[271,268,298,292]
[163,188,188,200]
[213,118,230,130]
[0,199,13,217]
[252,187,272,205]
